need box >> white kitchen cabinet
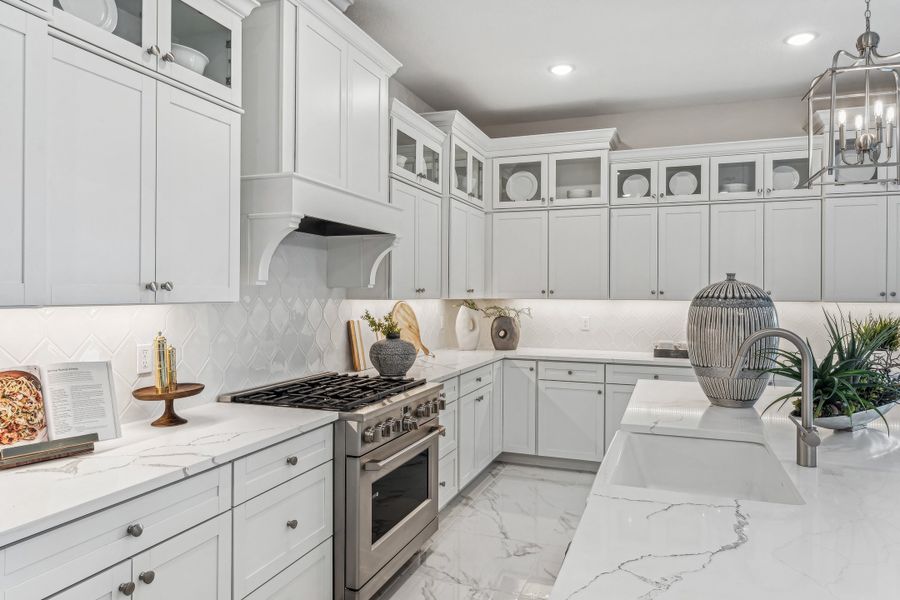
[474,387,493,474]
[657,157,709,203]
[49,562,133,600]
[537,380,605,462]
[458,386,493,488]
[448,199,485,298]
[384,179,441,299]
[604,383,634,452]
[437,451,459,510]
[391,100,444,194]
[347,46,389,202]
[763,150,821,199]
[609,207,658,299]
[888,198,900,302]
[491,360,503,459]
[492,211,549,298]
[764,200,822,301]
[450,137,486,207]
[494,154,548,209]
[711,154,765,201]
[0,2,45,306]
[155,84,240,303]
[610,160,658,205]
[501,360,536,455]
[657,205,709,300]
[415,192,443,299]
[439,395,458,458]
[824,196,888,302]
[244,539,331,600]
[549,149,608,206]
[709,203,765,288]
[548,208,609,299]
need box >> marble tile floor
[377,463,596,600]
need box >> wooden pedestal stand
[132,383,205,427]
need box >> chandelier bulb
[855,114,865,131]
[888,106,896,125]
[875,100,884,117]
[838,110,847,126]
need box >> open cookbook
[0,361,121,449]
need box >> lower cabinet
[537,380,605,461]
[458,385,493,488]
[491,361,504,459]
[604,384,635,452]
[501,360,536,455]
[244,539,332,600]
[438,451,459,510]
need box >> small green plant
[458,300,532,322]
[852,313,900,352]
[361,310,401,337]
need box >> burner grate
[229,372,426,411]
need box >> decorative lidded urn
[687,273,779,407]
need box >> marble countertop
[550,380,900,599]
[0,403,337,548]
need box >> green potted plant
[460,301,532,351]
[764,310,900,431]
[362,310,416,378]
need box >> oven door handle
[363,426,445,471]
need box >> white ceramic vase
[455,306,481,351]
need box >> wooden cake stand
[132,383,205,427]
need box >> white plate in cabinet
[538,361,604,384]
[604,384,635,452]
[232,426,333,505]
[439,398,458,458]
[549,149,608,207]
[609,207,657,300]
[501,360,536,456]
[232,462,333,600]
[606,364,695,386]
[709,203,765,288]
[537,380,605,462]
[657,204,709,301]
[1,467,231,600]
[494,154,548,209]
[437,451,459,511]
[548,208,609,299]
[492,211,549,298]
[657,158,708,203]
[711,154,765,201]
[823,196,888,302]
[244,539,332,600]
[764,200,822,301]
[610,161,658,205]
[763,150,821,199]
[459,365,492,397]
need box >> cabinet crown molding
[391,99,447,146]
[421,110,492,152]
[489,128,620,157]
[610,135,824,163]
[215,0,261,18]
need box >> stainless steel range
[220,372,445,600]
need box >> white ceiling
[346,0,900,126]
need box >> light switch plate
[136,344,153,375]
[580,316,590,331]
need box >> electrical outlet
[137,344,153,375]
[580,316,591,331]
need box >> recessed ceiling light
[785,32,817,46]
[550,64,574,76]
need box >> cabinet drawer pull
[597,389,603,395]
[439,480,447,487]
[286,455,298,466]
[162,51,175,62]
[659,290,665,296]
[567,370,573,375]
[160,281,174,291]
[475,377,482,383]
[145,281,158,291]
[139,571,156,584]
[541,289,547,295]
[881,291,887,297]
[286,519,299,529]
[146,45,161,57]
[126,523,144,538]
[653,374,660,380]
[475,395,484,402]
[119,582,136,596]
[650,290,657,295]
[892,292,897,297]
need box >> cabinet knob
[466,288,475,293]
[568,370,574,375]
[881,291,887,297]
[549,197,555,203]
[597,389,603,395]
[766,291,772,295]
[286,519,299,529]
[650,290,657,295]
[549,289,555,295]
[119,582,136,596]
[766,187,772,194]
[892,292,897,297]
[529,367,534,371]
[541,197,546,203]
[651,193,657,199]
[286,455,298,466]
[145,282,158,292]
[541,289,547,295]
[757,188,763,195]
[162,51,175,62]
[126,523,144,538]
[659,192,666,198]
[138,571,156,585]
[658,290,665,296]
[653,374,660,379]
[439,480,447,487]
[146,45,161,57]
[160,281,174,291]
[475,377,482,382]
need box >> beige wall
[480,96,807,149]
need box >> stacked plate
[668,170,698,196]
[59,0,119,32]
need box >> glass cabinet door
[158,0,240,104]
[420,140,442,193]
[658,158,708,203]
[711,155,764,201]
[470,156,484,205]
[452,141,470,200]
[494,155,548,208]
[764,151,820,198]
[550,150,607,206]
[52,0,160,69]
[610,161,657,206]
[392,126,418,181]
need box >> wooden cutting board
[391,301,433,357]
[347,320,380,371]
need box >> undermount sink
[599,431,804,505]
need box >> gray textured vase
[491,316,520,350]
[687,273,779,408]
[369,333,417,378]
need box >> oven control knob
[430,400,440,415]
[363,426,379,443]
[381,419,396,437]
[415,404,430,418]
[401,416,419,431]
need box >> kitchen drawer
[439,397,458,458]
[438,451,459,511]
[459,365,492,396]
[439,376,460,403]
[1,467,231,600]
[233,426,333,505]
[244,539,332,600]
[606,363,695,385]
[538,361,605,383]
[233,462,333,599]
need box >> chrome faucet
[730,328,821,468]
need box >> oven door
[346,424,443,590]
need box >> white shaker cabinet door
[658,205,709,300]
[47,39,157,305]
[548,208,609,299]
[48,561,133,600]
[610,207,658,299]
[537,380,605,462]
[473,387,493,473]
[156,84,240,303]
[466,206,486,296]
[889,198,900,302]
[501,360,536,455]
[709,202,764,287]
[416,191,442,298]
[388,179,417,299]
[491,360,503,459]
[492,211,548,298]
[823,197,887,302]
[447,199,469,297]
[765,200,822,301]
[347,46,388,203]
[0,4,45,306]
[457,391,476,487]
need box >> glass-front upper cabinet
[658,158,708,203]
[711,155,765,201]
[391,117,443,195]
[451,138,485,207]
[549,150,607,207]
[494,155,548,209]
[471,156,484,204]
[764,150,821,198]
[51,0,242,105]
[610,161,658,206]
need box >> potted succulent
[362,310,416,378]
[764,310,900,431]
[460,301,532,351]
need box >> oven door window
[371,449,430,543]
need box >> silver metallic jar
[687,273,779,408]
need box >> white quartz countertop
[551,380,900,599]
[0,403,337,548]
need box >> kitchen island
[550,380,900,599]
